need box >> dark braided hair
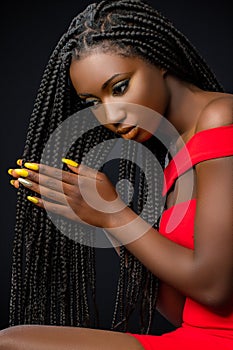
[9,0,223,334]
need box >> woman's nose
[104,102,127,125]
[94,102,126,126]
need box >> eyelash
[112,79,130,96]
[81,79,130,106]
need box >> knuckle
[54,169,62,177]
[29,171,38,182]
[45,179,56,188]
[39,164,46,173]
[49,204,59,213]
[47,190,58,200]
[53,206,60,213]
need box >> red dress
[129,125,233,349]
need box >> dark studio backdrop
[0,0,232,332]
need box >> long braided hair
[9,0,223,334]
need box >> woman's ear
[161,68,168,78]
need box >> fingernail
[16,159,22,166]
[62,158,79,167]
[27,196,39,204]
[10,180,19,189]
[18,178,33,187]
[14,169,29,177]
[24,162,39,171]
[8,169,13,175]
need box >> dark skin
[3,53,233,349]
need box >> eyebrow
[78,72,131,98]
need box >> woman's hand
[8,159,126,229]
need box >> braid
[10,0,223,335]
[9,190,26,325]
[89,0,223,91]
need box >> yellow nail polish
[27,196,39,204]
[24,162,39,171]
[16,159,22,166]
[8,169,13,175]
[62,158,79,167]
[14,169,29,177]
[10,180,15,186]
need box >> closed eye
[80,97,101,108]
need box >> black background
[0,0,232,331]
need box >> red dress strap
[163,125,233,196]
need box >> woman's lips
[116,125,139,140]
[116,125,135,134]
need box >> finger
[16,159,22,166]
[40,184,71,205]
[8,165,77,186]
[17,177,74,204]
[62,158,103,181]
[9,168,30,178]
[10,179,20,189]
[32,163,79,185]
[27,196,80,222]
[9,160,103,184]
[75,164,104,181]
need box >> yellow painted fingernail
[24,162,39,171]
[16,159,22,166]
[10,179,19,189]
[14,169,29,177]
[8,169,13,175]
[27,196,39,204]
[62,158,79,167]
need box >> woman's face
[70,53,169,142]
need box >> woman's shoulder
[195,92,233,133]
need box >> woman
[2,0,233,348]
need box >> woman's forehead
[69,53,141,92]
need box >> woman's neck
[164,76,211,139]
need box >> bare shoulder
[196,93,233,133]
